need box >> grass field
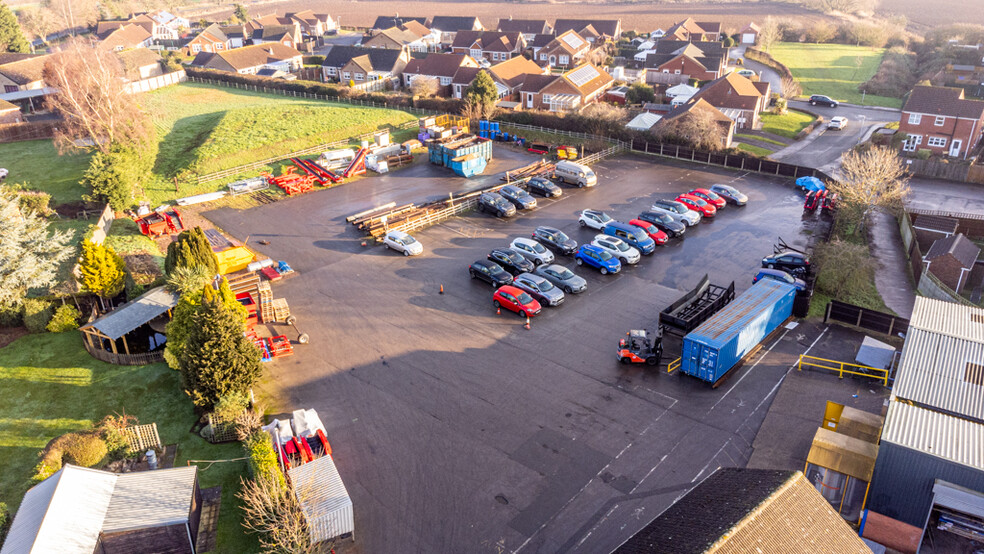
[735,133,785,147]
[760,110,817,140]
[0,332,258,553]
[736,142,773,157]
[0,140,91,206]
[770,43,902,109]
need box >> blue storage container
[480,120,489,131]
[479,131,487,138]
[502,132,509,141]
[490,121,500,132]
[681,279,797,383]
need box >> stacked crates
[258,281,273,323]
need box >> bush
[63,433,108,467]
[17,190,51,216]
[82,141,156,211]
[814,240,876,301]
[0,502,10,546]
[22,298,53,333]
[0,302,22,327]
[46,304,81,332]
[244,431,285,487]
[98,413,138,461]
[214,392,249,421]
[917,148,932,160]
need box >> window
[907,113,921,125]
[192,44,201,53]
[560,55,569,65]
[674,69,681,74]
[4,85,16,93]
[342,72,350,79]
[470,49,481,58]
[216,43,224,50]
[935,115,946,126]
[355,73,364,81]
[928,136,947,147]
[540,53,547,60]
[903,134,922,152]
[326,67,336,74]
[543,94,552,103]
[440,76,452,85]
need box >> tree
[166,265,213,296]
[655,109,725,151]
[77,239,127,303]
[233,4,249,24]
[237,474,316,554]
[758,16,781,52]
[410,76,439,98]
[464,70,498,120]
[164,227,219,276]
[0,188,73,309]
[42,39,152,154]
[0,1,29,53]
[808,21,837,44]
[179,286,261,409]
[828,146,909,234]
[165,278,246,370]
[780,75,802,98]
[80,144,151,210]
[813,239,877,301]
[625,82,655,105]
[45,0,99,29]
[16,6,55,46]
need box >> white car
[592,234,640,265]
[510,237,555,266]
[828,116,848,130]
[650,199,701,227]
[383,230,423,256]
[736,69,757,79]
[579,209,613,230]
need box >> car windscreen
[538,279,554,291]
[599,213,612,223]
[507,251,524,263]
[554,230,569,242]
[597,250,613,260]
[629,227,648,241]
[613,241,629,252]
[585,170,595,178]
[516,292,534,304]
[687,196,707,206]
[716,185,736,194]
[531,242,546,253]
[668,203,685,214]
[401,236,417,245]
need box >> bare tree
[758,16,781,52]
[17,7,57,45]
[410,76,439,98]
[238,475,321,554]
[807,21,837,44]
[828,146,909,234]
[655,110,725,151]
[46,0,100,30]
[42,39,152,154]
[780,75,802,98]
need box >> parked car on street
[579,209,613,230]
[532,226,577,255]
[478,192,516,217]
[489,248,535,275]
[637,211,686,237]
[553,160,597,187]
[512,272,565,306]
[676,194,717,218]
[526,176,562,197]
[574,245,621,274]
[499,185,537,209]
[592,234,641,265]
[534,264,587,294]
[809,94,838,108]
[753,268,807,291]
[762,250,811,276]
[827,116,848,130]
[510,237,555,266]
[382,230,423,256]
[709,184,748,206]
[736,68,757,79]
[603,221,656,254]
[688,188,726,209]
[628,219,668,245]
[469,260,514,287]
[650,199,701,226]
[493,285,541,317]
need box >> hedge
[244,431,286,487]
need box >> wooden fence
[0,120,57,143]
[899,211,924,284]
[910,208,984,239]
[82,338,165,365]
[824,300,910,337]
[906,158,984,185]
[629,139,834,181]
[496,121,620,145]
[122,423,162,451]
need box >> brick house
[451,55,545,99]
[184,23,230,55]
[645,41,729,84]
[740,22,760,45]
[99,24,154,51]
[285,11,337,37]
[534,30,590,70]
[664,18,721,42]
[250,24,302,49]
[97,13,178,41]
[429,16,484,44]
[371,15,427,30]
[496,18,551,41]
[899,85,984,159]
[520,64,614,112]
[0,54,47,93]
[190,43,303,74]
[450,31,526,63]
[363,27,430,51]
[656,98,735,148]
[689,72,770,130]
[553,19,621,43]
[321,46,410,84]
[923,234,981,293]
[403,53,479,96]
[0,99,21,123]
[119,48,164,81]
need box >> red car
[628,219,668,245]
[689,188,726,209]
[493,285,542,317]
[677,194,717,217]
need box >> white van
[554,160,597,188]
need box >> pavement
[907,176,984,213]
[205,146,837,554]
[869,210,917,318]
[776,101,898,171]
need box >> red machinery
[342,148,368,178]
[804,189,825,211]
[134,208,184,237]
[267,335,294,358]
[291,157,343,184]
[262,166,316,195]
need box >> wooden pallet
[271,298,290,322]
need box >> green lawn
[735,133,785,147]
[736,142,773,157]
[760,110,817,140]
[0,140,91,206]
[0,332,258,553]
[769,43,902,108]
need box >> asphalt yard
[206,146,837,553]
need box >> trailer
[134,208,184,237]
[660,275,736,336]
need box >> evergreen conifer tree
[77,239,127,302]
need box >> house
[97,13,178,41]
[944,63,984,86]
[520,63,614,112]
[690,72,771,130]
[403,53,479,96]
[657,98,736,148]
[923,234,980,293]
[251,24,302,49]
[99,24,154,51]
[147,9,190,33]
[450,31,526,63]
[184,23,230,55]
[899,85,984,159]
[118,48,163,81]
[864,298,984,554]
[604,85,629,105]
[626,111,662,132]
[609,64,648,85]
[190,43,303,75]
[666,82,699,102]
[451,55,545,99]
[371,15,427,30]
[740,22,761,45]
[664,17,722,42]
[0,54,48,93]
[0,465,202,554]
[645,41,730,84]
[528,33,556,59]
[220,25,247,48]
[285,10,337,37]
[0,99,21,123]
[496,18,551,40]
[429,16,484,44]
[363,27,429,51]
[613,468,871,554]
[553,19,621,43]
[322,45,410,85]
[651,28,665,39]
[534,30,590,70]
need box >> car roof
[581,244,604,253]
[497,285,524,295]
[628,219,653,227]
[583,208,603,216]
[775,250,806,258]
[516,272,545,282]
[594,233,622,243]
[757,268,791,277]
[387,230,409,238]
[536,225,559,233]
[691,188,713,194]
[603,220,632,230]
[541,264,566,272]
[473,259,495,267]
[512,237,536,246]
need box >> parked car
[592,234,641,265]
[488,248,535,275]
[736,68,757,79]
[478,192,516,217]
[553,160,597,188]
[510,237,555,266]
[688,188,726,209]
[637,211,686,237]
[493,285,541,317]
[709,184,748,206]
[827,116,848,130]
[512,272,565,307]
[532,226,577,255]
[535,264,587,294]
[809,94,838,108]
[628,219,668,245]
[579,209,613,230]
[526,176,562,197]
[676,194,717,218]
[574,244,621,274]
[650,199,701,226]
[753,268,807,291]
[382,230,423,256]
[762,250,811,276]
[603,221,656,254]
[499,185,537,209]
[469,260,514,287]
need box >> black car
[531,226,577,255]
[637,211,686,238]
[499,185,537,210]
[469,260,514,287]
[762,250,811,276]
[488,248,535,276]
[809,94,838,108]
[478,192,517,217]
[526,177,562,198]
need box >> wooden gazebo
[79,286,179,360]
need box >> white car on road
[579,209,613,230]
[510,237,555,266]
[592,234,640,265]
[383,230,423,256]
[827,116,848,130]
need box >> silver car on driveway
[534,264,587,294]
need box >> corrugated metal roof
[806,427,879,481]
[893,327,984,421]
[81,286,179,340]
[289,455,354,543]
[881,402,984,470]
[908,296,984,343]
[102,466,197,532]
[687,279,796,346]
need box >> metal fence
[629,139,834,181]
[823,300,910,337]
[495,121,621,145]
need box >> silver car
[535,264,587,294]
[510,237,555,266]
[592,234,641,265]
[651,199,701,227]
[513,272,565,306]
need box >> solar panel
[561,33,584,50]
[567,65,599,87]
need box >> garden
[770,43,903,108]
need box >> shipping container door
[698,345,718,382]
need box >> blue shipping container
[681,279,796,383]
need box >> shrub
[214,392,249,421]
[46,304,81,332]
[917,148,932,160]
[22,298,53,333]
[0,302,22,327]
[814,240,877,303]
[98,413,137,461]
[82,142,156,211]
[0,502,10,546]
[17,191,51,216]
[244,431,285,487]
[63,433,109,467]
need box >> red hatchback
[677,194,717,217]
[628,219,668,245]
[493,285,542,317]
[689,188,726,209]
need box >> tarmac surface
[207,146,843,553]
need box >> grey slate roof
[371,15,426,30]
[497,19,549,35]
[925,233,981,268]
[429,16,482,31]
[553,18,620,38]
[322,46,403,72]
[82,286,178,340]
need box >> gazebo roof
[80,286,179,340]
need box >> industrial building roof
[908,295,984,343]
[881,401,984,470]
[80,286,179,340]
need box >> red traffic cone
[524,316,531,330]
[496,306,501,315]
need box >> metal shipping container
[681,279,797,383]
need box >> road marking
[710,328,790,411]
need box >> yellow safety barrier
[667,357,682,374]
[797,355,890,386]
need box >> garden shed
[79,286,179,359]
[289,455,355,545]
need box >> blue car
[603,221,656,255]
[574,245,621,275]
[753,268,807,291]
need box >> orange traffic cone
[439,284,444,294]
[496,306,501,315]
[524,316,531,330]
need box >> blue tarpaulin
[796,176,825,192]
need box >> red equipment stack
[262,166,316,195]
